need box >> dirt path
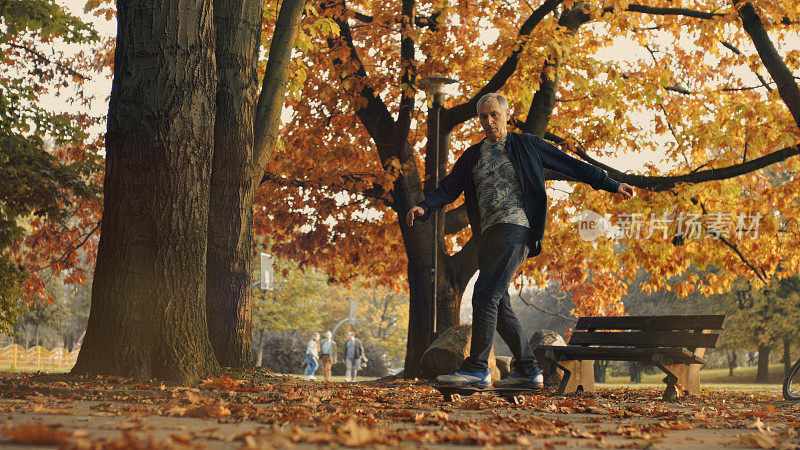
[0,372,797,448]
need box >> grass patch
[0,365,70,373]
[602,363,789,385]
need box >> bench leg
[656,363,679,401]
[552,360,572,396]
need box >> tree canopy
[0,0,104,331]
[259,0,800,319]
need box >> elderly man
[407,93,634,389]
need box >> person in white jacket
[303,332,320,380]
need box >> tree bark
[594,360,608,382]
[736,1,800,128]
[72,0,218,383]
[756,344,771,383]
[254,328,266,366]
[629,361,642,382]
[206,0,306,368]
[727,350,737,376]
[206,0,263,368]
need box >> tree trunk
[72,0,218,383]
[727,350,737,376]
[756,344,771,383]
[594,360,607,382]
[206,0,306,369]
[205,0,263,369]
[254,328,266,366]
[629,361,642,383]
[398,142,478,377]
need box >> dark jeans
[460,223,539,376]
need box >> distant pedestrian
[303,332,320,380]
[319,331,338,382]
[343,332,366,382]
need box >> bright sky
[49,0,793,175]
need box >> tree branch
[609,4,727,19]
[442,0,564,130]
[252,0,307,180]
[5,42,89,80]
[396,0,416,140]
[323,0,397,163]
[260,171,395,208]
[698,201,767,284]
[517,291,577,322]
[444,203,468,235]
[34,221,101,272]
[664,85,692,95]
[522,2,590,137]
[449,237,478,291]
[720,41,774,92]
[735,1,800,128]
[545,133,800,191]
[349,8,440,30]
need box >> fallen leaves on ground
[6,421,69,445]
[0,372,799,448]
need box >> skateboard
[433,384,541,405]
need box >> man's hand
[406,206,425,226]
[617,183,634,200]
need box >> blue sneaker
[494,369,544,388]
[436,370,491,389]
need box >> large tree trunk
[400,1,590,377]
[73,0,218,383]
[206,0,306,368]
[206,0,263,368]
[756,344,771,383]
[399,123,478,377]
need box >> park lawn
[0,365,70,373]
[603,363,787,385]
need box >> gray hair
[476,93,509,113]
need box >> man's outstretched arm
[535,135,634,199]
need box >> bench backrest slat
[575,315,726,331]
[569,331,721,348]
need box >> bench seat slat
[575,315,726,331]
[569,331,720,348]
[539,345,705,365]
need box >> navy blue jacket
[417,132,620,257]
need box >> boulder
[495,356,512,378]
[529,330,567,386]
[419,325,501,381]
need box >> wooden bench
[537,314,726,400]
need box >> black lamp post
[418,73,456,343]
